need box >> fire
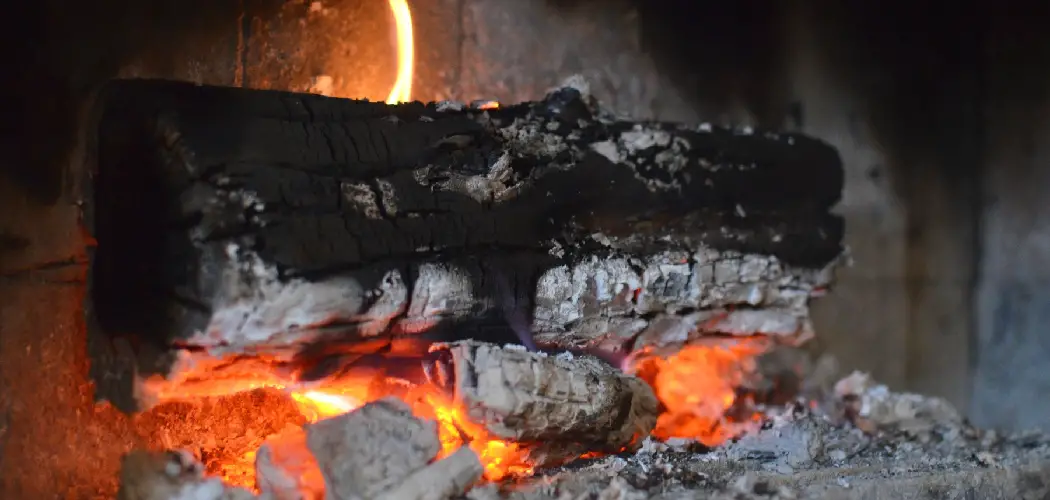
[136,337,769,493]
[408,390,534,481]
[287,385,533,482]
[385,0,414,104]
[138,363,534,491]
[631,338,769,446]
[115,0,784,493]
[289,390,361,421]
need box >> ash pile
[495,368,1050,500]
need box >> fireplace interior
[4,0,1050,499]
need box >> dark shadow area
[0,0,283,205]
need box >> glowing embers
[631,337,770,447]
[469,99,501,110]
[135,362,537,490]
[130,337,772,494]
[132,389,308,488]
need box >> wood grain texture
[425,340,659,467]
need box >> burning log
[424,340,659,467]
[81,78,845,411]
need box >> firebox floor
[476,407,1050,500]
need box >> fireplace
[86,67,847,493]
[5,0,1050,499]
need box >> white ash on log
[424,340,659,467]
[81,78,845,411]
[304,397,484,500]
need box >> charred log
[82,78,845,411]
[424,340,659,467]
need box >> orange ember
[630,338,769,447]
[407,389,534,481]
[137,337,771,492]
[140,367,535,491]
[291,384,534,482]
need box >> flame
[385,0,414,104]
[408,390,534,481]
[140,360,534,491]
[136,338,770,490]
[137,338,769,492]
[290,390,362,421]
[630,338,769,446]
[288,384,533,482]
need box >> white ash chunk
[374,447,484,500]
[834,371,964,437]
[196,245,387,349]
[425,340,658,466]
[532,248,831,347]
[191,249,477,352]
[725,416,826,471]
[305,397,441,500]
[117,449,256,500]
[398,262,475,333]
[303,397,483,500]
[255,425,325,500]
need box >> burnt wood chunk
[304,398,450,499]
[83,79,845,411]
[424,340,659,468]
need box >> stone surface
[971,12,1050,432]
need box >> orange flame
[290,385,533,482]
[141,361,534,490]
[385,0,414,104]
[410,390,534,481]
[631,339,768,446]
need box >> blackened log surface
[85,79,844,405]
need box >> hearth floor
[480,410,1050,500]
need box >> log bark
[305,397,441,500]
[83,79,845,410]
[424,340,659,466]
